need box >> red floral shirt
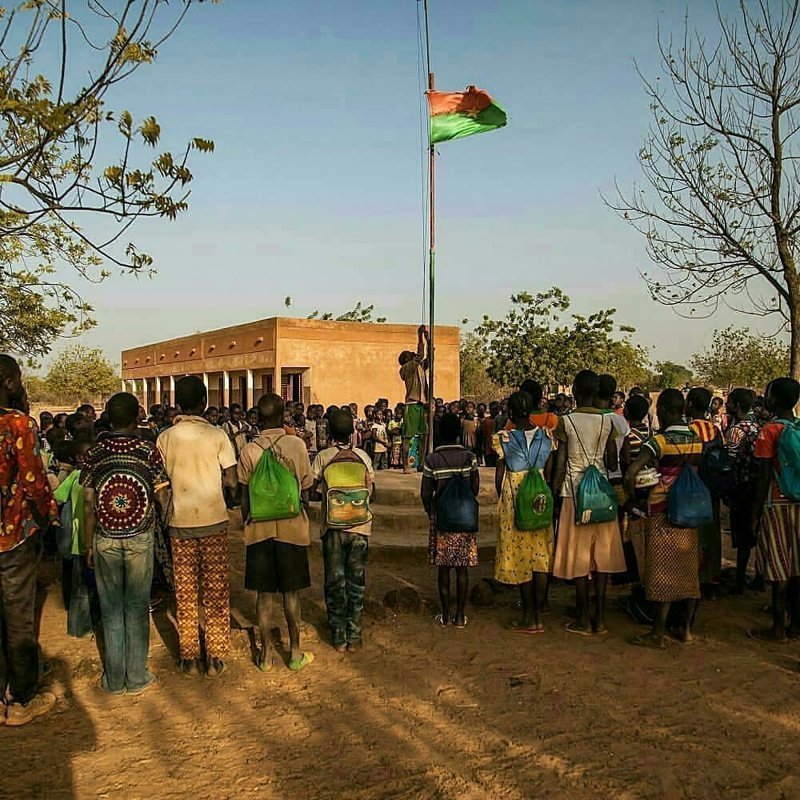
[0,408,55,552]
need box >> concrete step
[308,502,497,534]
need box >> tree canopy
[41,345,119,405]
[459,333,506,401]
[651,361,694,390]
[473,288,651,390]
[609,0,800,378]
[690,327,789,391]
[0,0,216,359]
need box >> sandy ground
[3,513,800,800]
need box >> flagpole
[424,0,435,454]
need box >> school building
[120,316,461,412]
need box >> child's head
[247,407,258,427]
[329,409,354,444]
[205,406,219,425]
[686,387,712,420]
[520,379,543,411]
[219,406,231,424]
[766,378,800,415]
[465,401,476,415]
[230,403,244,422]
[624,395,649,425]
[440,413,461,445]
[572,370,600,407]
[726,388,754,417]
[107,392,140,431]
[710,396,724,413]
[39,411,53,432]
[657,388,686,428]
[508,391,533,425]
[72,430,95,465]
[65,412,92,439]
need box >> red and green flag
[428,85,507,144]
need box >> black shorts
[245,539,311,594]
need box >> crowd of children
[1,345,799,727]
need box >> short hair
[597,374,617,402]
[257,393,284,426]
[657,388,685,419]
[106,392,139,428]
[39,411,53,424]
[72,429,96,448]
[573,370,600,401]
[686,387,712,416]
[508,390,533,421]
[624,395,649,423]
[439,412,461,443]
[205,406,219,415]
[398,350,415,366]
[768,377,800,410]
[65,412,86,437]
[329,409,354,442]
[230,403,243,413]
[175,376,207,413]
[149,404,162,416]
[519,379,543,407]
[46,427,66,449]
[77,403,95,416]
[0,354,20,381]
[728,388,754,413]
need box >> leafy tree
[690,326,789,391]
[474,288,651,389]
[43,346,119,405]
[609,1,800,379]
[652,361,693,390]
[0,0,217,359]
[459,333,506,401]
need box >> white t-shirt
[605,411,630,481]
[372,422,388,453]
[157,415,237,529]
[312,445,375,535]
[560,411,616,499]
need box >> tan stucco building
[121,317,460,411]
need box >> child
[82,392,169,694]
[312,409,374,652]
[423,413,480,627]
[624,389,704,648]
[749,378,800,642]
[53,433,98,638]
[553,370,625,636]
[388,406,404,468]
[371,409,389,471]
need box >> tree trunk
[791,297,800,382]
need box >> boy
[157,377,238,678]
[82,393,169,694]
[399,325,430,473]
[749,378,800,642]
[371,409,389,471]
[312,410,374,653]
[238,394,315,671]
[552,370,625,636]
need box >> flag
[428,86,507,144]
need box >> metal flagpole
[424,0,435,454]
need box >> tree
[474,288,651,389]
[459,333,506,401]
[43,346,119,405]
[652,361,694,389]
[0,1,217,359]
[609,1,800,378]
[691,326,789,391]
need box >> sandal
[508,621,540,635]
[631,633,666,650]
[452,616,469,629]
[564,622,593,637]
[434,614,448,627]
[288,652,315,671]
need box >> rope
[416,0,430,326]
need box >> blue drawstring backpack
[566,417,618,525]
[668,462,713,528]
[776,419,800,501]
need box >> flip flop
[434,614,448,627]
[631,633,666,650]
[508,621,540,635]
[565,622,593,638]
[288,652,315,671]
[452,616,469,629]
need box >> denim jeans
[94,530,154,693]
[0,535,42,704]
[321,530,368,646]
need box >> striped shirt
[421,445,480,516]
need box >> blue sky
[46,0,771,366]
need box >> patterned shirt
[644,425,704,514]
[0,408,55,552]
[81,433,169,538]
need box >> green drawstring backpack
[567,416,618,525]
[249,436,301,522]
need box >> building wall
[121,317,460,411]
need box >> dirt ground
[3,514,800,800]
